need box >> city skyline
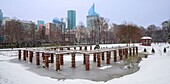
[0,0,170,27]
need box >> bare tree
[98,17,109,43]
[38,26,46,43]
[110,23,120,43]
[162,20,170,42]
[114,23,144,43]
[76,22,88,44]
[4,20,23,46]
[90,17,109,44]
[146,24,157,42]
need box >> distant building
[2,17,11,26]
[64,33,76,45]
[20,20,35,31]
[20,20,36,42]
[37,20,44,26]
[45,23,57,35]
[4,19,36,43]
[0,12,5,43]
[38,25,46,41]
[0,9,3,26]
[53,17,60,24]
[86,4,99,29]
[67,10,76,30]
[37,20,45,32]
[57,22,66,33]
[53,17,66,32]
[0,35,5,43]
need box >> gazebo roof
[141,36,152,40]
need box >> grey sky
[0,0,170,27]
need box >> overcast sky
[0,0,170,27]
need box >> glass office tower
[67,10,76,30]
[0,9,3,26]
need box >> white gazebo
[141,36,152,46]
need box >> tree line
[0,18,169,48]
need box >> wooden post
[74,47,76,50]
[119,49,123,61]
[80,46,82,50]
[54,48,57,50]
[133,47,135,56]
[136,47,138,55]
[29,51,33,63]
[84,46,87,50]
[18,50,21,60]
[106,51,110,64]
[44,53,49,68]
[93,53,96,62]
[60,54,64,65]
[50,53,54,63]
[125,48,128,59]
[97,53,101,67]
[67,47,70,50]
[129,48,132,56]
[23,50,26,61]
[36,52,40,65]
[114,50,117,62]
[102,52,105,61]
[71,53,76,68]
[56,54,60,71]
[85,54,90,70]
[60,47,63,50]
[83,54,86,64]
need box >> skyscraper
[37,20,45,30]
[53,17,66,32]
[67,10,76,30]
[86,4,99,29]
[88,3,99,16]
[0,9,3,26]
[37,20,44,27]
[86,4,100,44]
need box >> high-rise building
[20,20,35,31]
[86,4,99,29]
[37,20,45,31]
[45,23,57,36]
[53,17,60,24]
[53,17,66,32]
[67,10,76,30]
[2,17,11,26]
[37,20,44,27]
[0,9,3,26]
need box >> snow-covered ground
[0,43,170,84]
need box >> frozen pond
[0,43,170,84]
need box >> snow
[106,43,170,84]
[0,43,170,84]
[141,36,152,39]
[99,65,112,70]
